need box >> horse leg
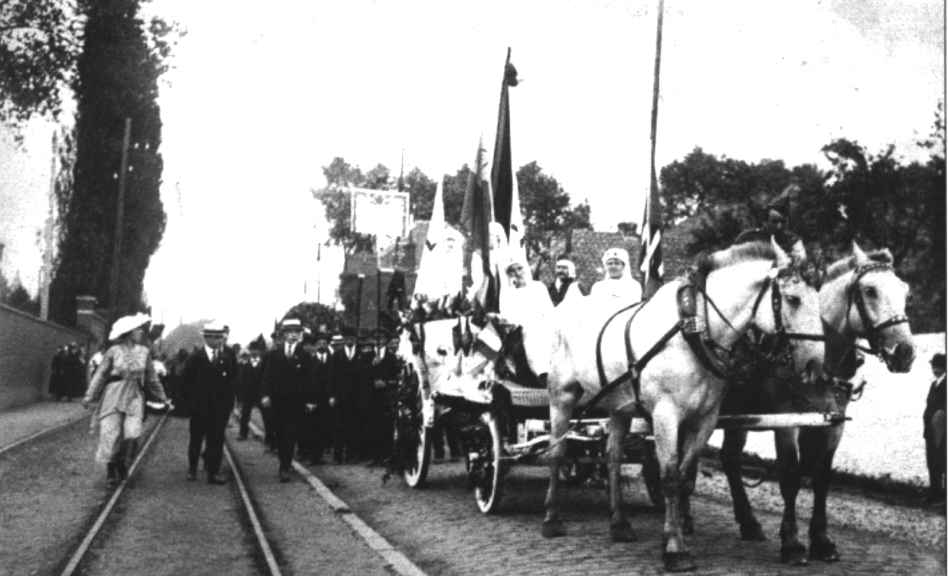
[679,457,698,536]
[721,429,766,540]
[676,415,719,541]
[607,412,635,542]
[808,427,842,562]
[542,383,580,538]
[774,427,807,565]
[652,402,695,572]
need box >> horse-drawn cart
[392,315,846,515]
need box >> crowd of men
[159,319,404,484]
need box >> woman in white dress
[589,247,643,310]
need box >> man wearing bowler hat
[924,352,946,503]
[261,318,314,482]
[181,320,237,484]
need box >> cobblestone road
[311,459,946,576]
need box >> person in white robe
[498,259,554,386]
[589,247,643,310]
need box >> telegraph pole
[109,118,132,321]
[40,130,57,320]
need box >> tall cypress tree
[50,0,166,324]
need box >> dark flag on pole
[461,140,498,312]
[491,48,518,237]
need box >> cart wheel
[472,411,506,514]
[402,371,431,489]
[642,440,665,510]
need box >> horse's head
[748,238,825,383]
[821,242,915,373]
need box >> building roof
[565,229,642,294]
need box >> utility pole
[109,118,132,321]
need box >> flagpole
[643,0,664,298]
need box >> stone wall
[0,304,93,411]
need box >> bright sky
[1,0,943,344]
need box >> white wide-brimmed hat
[202,320,227,336]
[280,318,303,332]
[109,313,151,341]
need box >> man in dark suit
[546,259,582,306]
[181,321,238,484]
[237,340,266,441]
[261,318,314,482]
[367,330,401,466]
[924,352,946,503]
[303,332,332,464]
[328,330,361,463]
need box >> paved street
[0,402,944,576]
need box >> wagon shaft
[715,411,848,430]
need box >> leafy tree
[441,164,472,226]
[0,0,81,126]
[312,157,374,254]
[516,161,591,274]
[5,276,39,315]
[658,103,946,331]
[49,0,171,324]
[404,167,436,221]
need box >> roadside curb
[0,411,90,457]
[245,420,427,576]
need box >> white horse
[719,241,915,564]
[543,239,825,572]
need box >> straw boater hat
[280,318,303,332]
[202,320,227,337]
[109,313,151,341]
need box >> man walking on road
[924,352,946,503]
[181,321,238,484]
[261,318,314,482]
[237,339,266,441]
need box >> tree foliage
[0,0,81,126]
[313,157,590,277]
[49,0,171,324]
[660,103,946,331]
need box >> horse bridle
[845,261,910,354]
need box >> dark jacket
[370,348,401,389]
[329,346,363,406]
[237,359,265,404]
[182,347,238,417]
[262,344,314,411]
[310,349,332,408]
[924,374,946,439]
[547,277,576,306]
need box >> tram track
[58,415,284,576]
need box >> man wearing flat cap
[181,320,238,484]
[262,318,315,482]
[924,352,946,503]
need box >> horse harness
[845,261,910,355]
[579,263,824,421]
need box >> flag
[491,48,518,237]
[491,48,528,271]
[461,140,497,311]
[639,164,664,298]
[640,0,665,299]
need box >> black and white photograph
[0,0,945,574]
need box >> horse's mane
[697,241,777,275]
[823,249,893,282]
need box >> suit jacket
[182,347,238,417]
[370,349,401,389]
[547,277,575,306]
[237,360,265,404]
[262,344,314,411]
[329,347,364,406]
[924,374,946,438]
[310,349,332,408]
